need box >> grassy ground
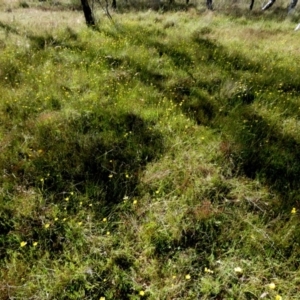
[1,1,300,299]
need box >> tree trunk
[206,0,213,10]
[81,0,95,27]
[262,0,275,10]
[289,0,298,12]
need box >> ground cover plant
[0,0,300,299]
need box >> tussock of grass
[1,1,300,299]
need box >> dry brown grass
[0,8,84,33]
[0,0,20,9]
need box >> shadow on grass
[224,107,300,206]
[109,23,300,207]
[30,111,164,204]
[0,109,164,261]
[27,27,81,50]
[0,21,20,35]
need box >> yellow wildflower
[185,274,191,280]
[20,241,27,247]
[33,242,38,247]
[103,218,107,222]
[275,295,282,300]
[99,297,105,300]
[268,282,276,290]
[204,267,214,274]
[133,199,138,205]
[291,207,296,214]
[234,267,243,274]
[139,291,145,296]
[65,197,69,201]
[44,223,50,229]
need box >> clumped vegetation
[1,0,300,299]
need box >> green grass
[1,1,300,299]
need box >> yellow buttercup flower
[268,282,276,289]
[139,291,145,296]
[275,295,282,300]
[204,267,214,274]
[234,267,243,274]
[20,241,27,247]
[44,223,50,229]
[33,242,38,247]
[99,297,105,300]
[185,274,191,280]
[291,207,296,214]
